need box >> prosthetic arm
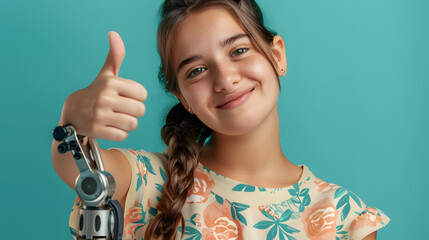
[53,125,124,240]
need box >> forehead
[172,6,246,65]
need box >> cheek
[242,55,277,84]
[181,81,211,108]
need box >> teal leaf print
[334,188,346,199]
[302,195,311,207]
[254,209,300,240]
[335,188,362,221]
[155,183,163,193]
[125,201,148,236]
[228,201,250,226]
[178,226,202,240]
[254,220,275,229]
[299,188,309,196]
[261,208,276,220]
[279,209,292,222]
[336,224,349,239]
[337,194,349,209]
[159,167,167,182]
[349,191,362,208]
[237,212,247,226]
[288,189,298,196]
[149,207,158,216]
[232,183,246,191]
[271,183,311,221]
[231,205,236,220]
[136,174,142,191]
[232,183,256,192]
[70,227,77,237]
[143,174,147,186]
[233,202,250,209]
[336,224,348,234]
[137,155,156,175]
[293,182,302,191]
[133,205,147,225]
[258,187,267,192]
[190,214,198,226]
[270,188,282,194]
[341,203,351,222]
[215,193,224,205]
[267,225,278,239]
[279,223,300,234]
[202,165,211,173]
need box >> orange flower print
[314,178,340,193]
[186,165,214,204]
[74,196,82,207]
[301,198,337,240]
[123,201,145,239]
[193,213,202,227]
[257,205,278,219]
[129,149,138,156]
[350,207,383,230]
[202,202,243,240]
[136,157,148,177]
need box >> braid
[144,103,212,240]
[149,0,276,238]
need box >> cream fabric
[69,148,390,240]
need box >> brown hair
[145,0,278,239]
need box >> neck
[200,106,298,187]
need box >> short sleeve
[334,188,390,240]
[68,148,167,240]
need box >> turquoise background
[0,0,427,239]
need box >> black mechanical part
[108,200,124,240]
[53,126,69,141]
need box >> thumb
[102,31,125,76]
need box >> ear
[271,35,287,77]
[172,91,192,113]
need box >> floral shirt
[69,148,390,240]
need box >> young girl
[52,0,390,239]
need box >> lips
[216,88,255,110]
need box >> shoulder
[302,166,390,240]
[110,148,168,174]
[104,149,168,239]
[108,148,168,197]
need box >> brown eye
[232,48,248,57]
[188,67,207,78]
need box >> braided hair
[145,0,277,239]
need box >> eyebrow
[176,33,250,73]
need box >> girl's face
[172,6,286,136]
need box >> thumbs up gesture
[61,31,147,141]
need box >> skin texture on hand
[62,31,147,141]
[52,31,147,209]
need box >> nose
[212,62,241,93]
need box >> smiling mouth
[217,88,255,110]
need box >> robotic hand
[53,125,124,240]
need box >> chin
[211,114,266,136]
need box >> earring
[281,69,285,76]
[188,107,193,114]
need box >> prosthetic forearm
[53,125,124,240]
